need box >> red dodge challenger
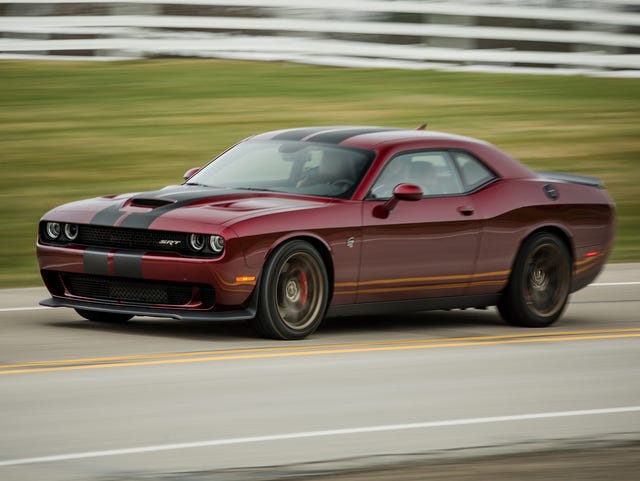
[37,126,615,339]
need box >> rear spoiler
[537,171,605,189]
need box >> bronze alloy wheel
[275,251,326,330]
[254,240,329,340]
[524,241,570,318]
[498,232,571,328]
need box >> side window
[369,150,464,199]
[453,151,496,192]
[409,152,465,195]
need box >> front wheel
[75,309,133,323]
[253,240,329,340]
[498,232,571,328]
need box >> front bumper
[37,242,259,316]
[40,296,256,321]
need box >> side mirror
[392,183,423,202]
[183,167,201,181]
[373,183,423,218]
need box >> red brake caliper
[298,268,308,307]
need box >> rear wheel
[75,309,133,323]
[253,240,329,340]
[498,232,571,328]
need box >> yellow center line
[3,327,640,370]
[1,328,639,375]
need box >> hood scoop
[129,198,175,209]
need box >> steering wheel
[330,178,354,189]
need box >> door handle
[457,206,475,216]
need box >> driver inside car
[297,152,354,188]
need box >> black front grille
[77,225,187,253]
[62,273,201,306]
[40,223,222,258]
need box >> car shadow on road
[47,316,257,342]
[47,308,505,343]
[320,308,504,335]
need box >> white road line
[0,281,637,313]
[0,406,638,467]
[0,306,48,312]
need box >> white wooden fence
[1,0,639,76]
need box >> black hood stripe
[90,187,247,229]
[90,204,125,227]
[118,207,181,229]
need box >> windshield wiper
[233,187,278,193]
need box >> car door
[357,150,482,303]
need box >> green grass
[1,59,638,288]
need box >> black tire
[498,232,571,328]
[75,309,133,323]
[253,240,329,340]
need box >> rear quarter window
[453,151,497,192]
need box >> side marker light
[235,276,256,283]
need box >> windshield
[187,140,375,199]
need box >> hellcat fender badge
[543,184,559,200]
[346,237,355,248]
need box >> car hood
[43,185,333,232]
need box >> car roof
[249,126,534,180]
[250,126,480,149]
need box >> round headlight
[45,222,61,240]
[64,223,79,241]
[188,233,206,251]
[209,235,225,254]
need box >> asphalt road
[0,264,639,480]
